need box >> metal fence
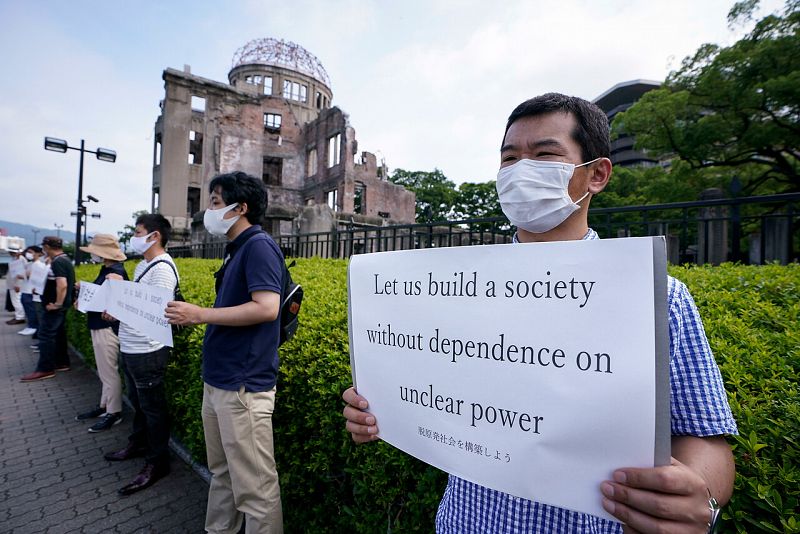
[170,193,800,265]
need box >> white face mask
[203,203,240,237]
[130,232,157,254]
[496,158,599,233]
[24,252,34,261]
[90,253,104,263]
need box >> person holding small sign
[103,214,179,496]
[74,233,129,433]
[343,93,737,533]
[165,172,285,534]
[21,236,75,382]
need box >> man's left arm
[601,434,734,533]
[46,277,68,311]
[166,290,279,326]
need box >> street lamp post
[54,223,64,239]
[44,137,116,265]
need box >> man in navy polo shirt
[166,171,284,534]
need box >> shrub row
[67,259,799,533]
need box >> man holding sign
[103,214,178,496]
[166,172,285,533]
[343,93,737,533]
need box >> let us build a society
[364,270,613,436]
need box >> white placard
[29,261,49,295]
[76,281,110,313]
[8,261,25,287]
[348,237,669,521]
[105,279,173,347]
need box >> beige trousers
[90,327,122,414]
[203,383,283,534]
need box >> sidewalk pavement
[0,317,208,533]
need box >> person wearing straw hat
[74,233,129,432]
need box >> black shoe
[76,406,105,421]
[118,463,170,496]
[88,412,122,433]
[104,443,147,462]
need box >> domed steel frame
[231,38,331,89]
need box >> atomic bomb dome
[230,38,331,89]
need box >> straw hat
[79,233,127,262]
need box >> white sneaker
[17,328,36,336]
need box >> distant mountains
[0,220,77,247]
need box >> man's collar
[225,224,262,257]
[513,228,598,243]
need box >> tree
[389,168,457,221]
[614,0,800,195]
[451,181,503,221]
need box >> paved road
[0,316,208,533]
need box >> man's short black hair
[504,93,611,163]
[41,236,63,249]
[135,213,172,246]
[208,171,267,224]
[24,245,43,254]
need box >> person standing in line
[17,246,43,336]
[166,172,284,534]
[5,246,27,326]
[74,234,129,433]
[103,214,178,496]
[21,236,75,382]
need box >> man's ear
[238,202,249,217]
[588,158,612,195]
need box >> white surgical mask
[25,252,34,261]
[203,203,240,236]
[90,253,104,263]
[130,232,157,254]
[496,158,599,233]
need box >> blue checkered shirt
[435,229,738,533]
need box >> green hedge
[67,259,799,533]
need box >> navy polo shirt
[202,225,284,392]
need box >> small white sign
[348,237,669,521]
[105,279,173,347]
[76,281,109,313]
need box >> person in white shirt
[5,247,27,325]
[102,214,179,496]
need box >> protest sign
[348,237,669,520]
[76,281,109,313]
[105,279,173,347]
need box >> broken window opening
[154,133,162,166]
[307,148,318,177]
[187,187,201,217]
[354,183,366,214]
[191,96,206,112]
[189,130,203,165]
[328,133,341,168]
[262,156,283,186]
[316,92,322,109]
[264,113,282,131]
[326,189,338,211]
[264,76,273,95]
[283,80,308,102]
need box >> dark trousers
[121,347,171,469]
[35,309,69,372]
[21,293,38,329]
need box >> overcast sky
[0,0,783,237]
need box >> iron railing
[169,193,799,265]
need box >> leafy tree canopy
[613,0,800,195]
[389,168,457,221]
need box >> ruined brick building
[151,38,415,242]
